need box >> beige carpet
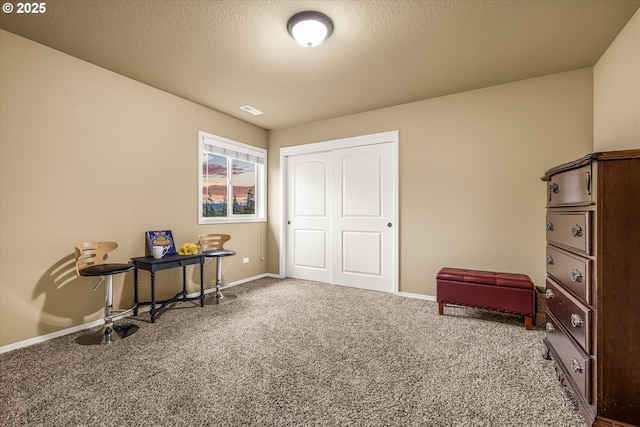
[0,277,584,426]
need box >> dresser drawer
[547,165,593,207]
[545,278,592,353]
[545,245,592,304]
[546,211,592,255]
[545,311,592,403]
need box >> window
[199,131,266,223]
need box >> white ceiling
[1,0,639,130]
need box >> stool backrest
[74,241,118,276]
[198,234,231,252]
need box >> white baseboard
[398,291,436,301]
[0,273,280,355]
[0,319,105,354]
[222,272,281,288]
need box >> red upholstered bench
[436,267,536,330]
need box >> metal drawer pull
[548,183,559,201]
[571,224,583,237]
[546,255,554,265]
[571,314,584,328]
[545,289,555,299]
[586,171,592,195]
[545,322,554,332]
[571,358,583,373]
[570,269,583,282]
[546,222,554,231]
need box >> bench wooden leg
[525,315,533,330]
[438,301,445,315]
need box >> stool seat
[202,249,236,258]
[80,263,135,277]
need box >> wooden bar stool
[198,234,237,305]
[74,242,138,345]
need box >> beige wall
[268,69,594,296]
[0,31,269,347]
[594,9,640,150]
[0,25,605,349]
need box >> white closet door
[284,133,397,294]
[285,152,331,283]
[331,143,395,293]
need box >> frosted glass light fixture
[287,11,333,47]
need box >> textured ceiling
[1,0,639,130]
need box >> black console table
[131,253,205,323]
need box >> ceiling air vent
[240,105,264,116]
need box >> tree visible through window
[231,158,256,215]
[199,131,266,223]
[202,153,228,217]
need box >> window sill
[199,217,267,225]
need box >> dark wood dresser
[542,149,640,427]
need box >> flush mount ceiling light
[287,11,333,47]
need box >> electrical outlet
[243,257,249,264]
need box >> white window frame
[199,131,267,224]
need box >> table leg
[133,267,139,316]
[199,259,204,307]
[150,271,156,323]
[181,265,187,299]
